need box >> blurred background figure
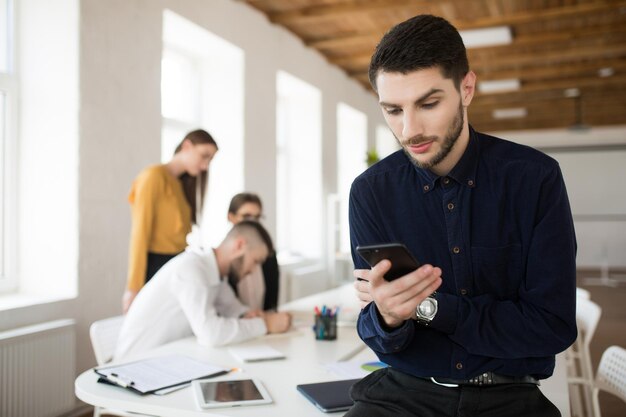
[227,192,279,311]
[122,129,218,313]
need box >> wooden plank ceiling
[243,0,626,132]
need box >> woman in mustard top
[122,129,218,313]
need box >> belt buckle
[430,377,459,388]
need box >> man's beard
[398,101,464,170]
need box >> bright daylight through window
[161,10,244,248]
[0,0,16,293]
[276,71,322,260]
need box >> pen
[108,373,133,388]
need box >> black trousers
[145,252,178,284]
[345,368,561,417]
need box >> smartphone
[356,243,421,281]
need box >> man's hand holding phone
[354,244,442,328]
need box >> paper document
[229,345,286,362]
[95,354,227,394]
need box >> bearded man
[348,14,577,417]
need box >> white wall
[0,0,385,383]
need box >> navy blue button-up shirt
[349,127,577,379]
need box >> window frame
[0,0,18,293]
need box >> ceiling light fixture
[460,26,512,48]
[598,67,614,78]
[479,79,521,94]
[492,108,528,120]
[563,88,580,98]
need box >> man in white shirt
[115,221,292,361]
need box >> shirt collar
[413,125,480,193]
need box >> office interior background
[0,0,624,416]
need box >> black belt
[423,372,539,387]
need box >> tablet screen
[201,379,264,402]
[193,378,273,408]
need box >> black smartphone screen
[356,243,421,281]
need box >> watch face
[418,299,436,318]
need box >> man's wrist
[414,293,438,325]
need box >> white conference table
[75,284,570,416]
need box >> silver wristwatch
[415,295,438,325]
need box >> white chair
[89,316,152,417]
[566,297,602,417]
[576,287,591,300]
[569,345,626,417]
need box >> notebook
[228,345,286,363]
[296,378,360,413]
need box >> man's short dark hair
[368,15,469,92]
[229,220,274,254]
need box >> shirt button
[443,177,450,185]
[452,246,461,254]
[423,185,430,191]
[460,289,468,295]
[447,202,455,210]
[467,180,474,186]
[456,362,463,370]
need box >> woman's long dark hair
[174,129,218,224]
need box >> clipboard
[94,354,229,395]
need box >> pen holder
[314,314,337,340]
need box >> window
[162,10,244,247]
[376,124,400,159]
[0,0,16,292]
[276,71,322,259]
[0,0,77,300]
[336,103,367,254]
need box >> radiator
[0,319,76,417]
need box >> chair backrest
[576,297,602,350]
[595,345,626,404]
[90,315,125,365]
[576,287,591,300]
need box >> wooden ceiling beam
[470,77,626,106]
[302,1,626,45]
[323,21,626,58]
[474,59,626,82]
[337,41,626,74]
[268,0,434,25]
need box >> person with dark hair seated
[226,193,279,311]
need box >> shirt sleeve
[350,179,417,352]
[126,171,160,291]
[430,163,577,358]
[172,266,267,348]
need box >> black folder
[296,378,360,413]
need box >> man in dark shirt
[347,14,577,417]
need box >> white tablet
[192,378,273,409]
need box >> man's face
[228,245,269,283]
[376,68,469,172]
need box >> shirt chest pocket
[471,244,522,299]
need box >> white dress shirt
[115,247,267,361]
